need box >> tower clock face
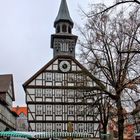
[59,61,71,72]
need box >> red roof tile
[12,106,27,116]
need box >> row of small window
[35,81,93,88]
[54,42,74,52]
[36,105,94,116]
[54,39,74,45]
[56,24,72,33]
[44,82,93,87]
[36,97,87,103]
[44,73,89,82]
[36,123,96,133]
[35,89,90,98]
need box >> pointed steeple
[54,0,74,27]
[51,0,78,58]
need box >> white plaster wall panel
[28,113,34,120]
[46,116,52,120]
[27,88,34,94]
[28,105,35,112]
[56,116,62,120]
[29,80,35,85]
[36,116,43,120]
[30,123,35,130]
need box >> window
[56,105,62,115]
[56,123,62,132]
[68,74,75,82]
[44,89,52,97]
[56,25,60,33]
[36,105,43,115]
[68,90,74,98]
[45,73,52,81]
[77,74,83,82]
[46,105,52,115]
[60,42,69,52]
[55,89,62,98]
[88,109,94,115]
[36,89,42,97]
[68,26,71,33]
[68,105,74,115]
[77,123,84,132]
[55,73,63,81]
[76,105,84,115]
[46,123,52,132]
[87,123,94,133]
[62,24,67,32]
[76,90,84,98]
[36,123,42,132]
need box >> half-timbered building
[23,0,100,138]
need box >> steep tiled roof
[0,74,15,101]
[0,74,13,92]
[12,106,27,116]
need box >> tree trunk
[102,124,108,140]
[116,97,124,140]
[103,123,107,134]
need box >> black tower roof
[54,0,74,27]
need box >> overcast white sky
[0,0,113,106]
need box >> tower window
[56,25,60,33]
[68,26,71,33]
[62,24,67,32]
[60,42,69,52]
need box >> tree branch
[118,50,140,54]
[91,0,140,16]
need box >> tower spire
[51,0,77,58]
[54,0,73,27]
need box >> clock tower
[51,0,78,58]
[23,0,100,138]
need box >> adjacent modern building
[0,74,17,131]
[23,0,100,138]
[12,106,28,131]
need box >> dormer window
[62,24,67,33]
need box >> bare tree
[78,4,140,140]
[82,92,114,138]
[98,95,114,134]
